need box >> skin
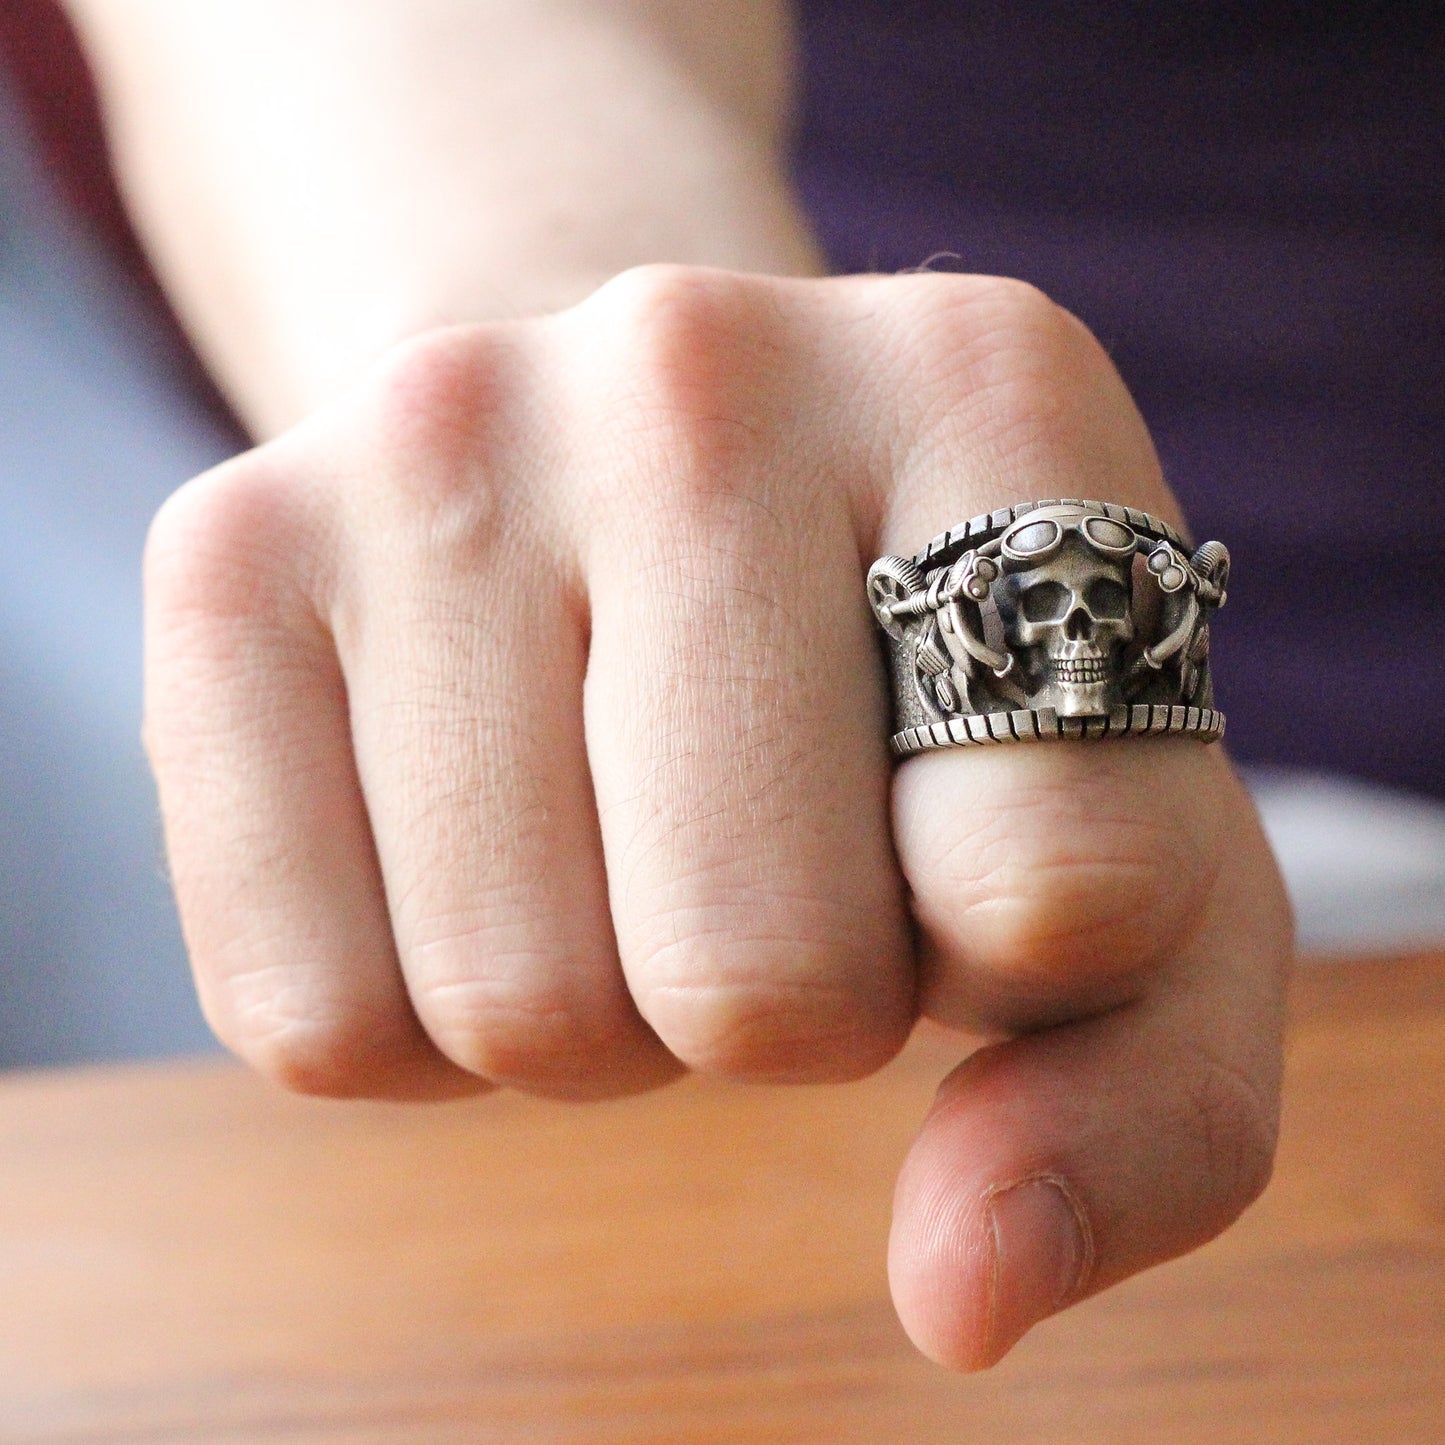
[67,0,1293,1371]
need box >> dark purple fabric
[794,0,1445,797]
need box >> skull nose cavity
[1065,606,1094,641]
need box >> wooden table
[1,954,1441,1444]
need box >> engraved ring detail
[867,499,1229,758]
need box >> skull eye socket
[1002,519,1062,559]
[1085,576,1131,619]
[1082,517,1137,553]
[1019,580,1072,622]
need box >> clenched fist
[143,266,1292,1368]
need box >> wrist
[73,0,824,440]
[322,172,824,394]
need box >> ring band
[867,499,1229,756]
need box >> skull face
[997,512,1137,716]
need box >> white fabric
[1246,768,1445,956]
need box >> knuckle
[141,455,329,779]
[592,262,759,360]
[404,922,629,1090]
[917,773,1213,995]
[144,454,314,628]
[885,272,1070,383]
[947,272,1066,333]
[361,325,509,470]
[920,273,1077,365]
[628,926,906,1081]
[879,273,1146,483]
[202,962,377,1098]
[350,327,520,541]
[1178,1045,1279,1219]
[582,265,776,512]
[327,329,532,648]
[412,974,599,1087]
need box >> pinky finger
[143,454,481,1100]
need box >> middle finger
[561,268,916,1081]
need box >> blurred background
[0,0,1440,1070]
[0,2,236,1067]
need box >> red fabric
[0,0,154,288]
[0,1,239,432]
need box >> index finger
[853,272,1244,1033]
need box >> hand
[143,266,1292,1368]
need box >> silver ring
[867,499,1229,757]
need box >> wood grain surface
[1,954,1441,1444]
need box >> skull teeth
[1051,658,1109,683]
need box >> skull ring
[867,499,1229,757]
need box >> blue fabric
[0,81,231,1066]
